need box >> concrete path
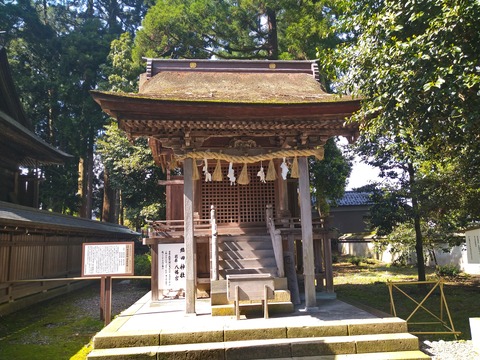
[106,292,384,334]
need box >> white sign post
[82,242,134,325]
[465,228,480,264]
[158,243,186,296]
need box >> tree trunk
[78,145,93,219]
[266,8,279,60]
[102,167,116,223]
[408,163,426,281]
[78,157,87,218]
[118,189,124,225]
[85,134,94,219]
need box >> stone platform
[87,292,430,359]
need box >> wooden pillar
[151,239,159,301]
[298,156,316,309]
[323,236,334,293]
[183,158,196,314]
[276,160,289,219]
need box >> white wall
[338,241,480,275]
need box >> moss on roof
[133,71,352,104]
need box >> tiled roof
[335,191,373,206]
[0,46,72,166]
[0,201,139,237]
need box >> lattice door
[201,163,276,224]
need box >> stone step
[265,350,431,359]
[88,333,423,359]
[92,318,411,350]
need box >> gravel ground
[73,280,149,319]
[105,282,480,359]
[421,340,479,359]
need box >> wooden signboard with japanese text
[466,228,480,264]
[82,242,134,277]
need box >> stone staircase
[211,234,294,316]
[218,234,278,277]
[87,317,430,359]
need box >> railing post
[265,204,273,227]
[210,205,219,281]
[274,229,285,277]
[265,204,284,278]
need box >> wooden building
[0,46,139,314]
[0,46,71,207]
[92,59,360,314]
[330,191,373,234]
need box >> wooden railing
[147,218,211,237]
[265,204,285,278]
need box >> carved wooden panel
[201,163,275,224]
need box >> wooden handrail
[147,219,211,237]
[265,205,285,278]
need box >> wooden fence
[0,213,139,315]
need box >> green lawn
[333,256,480,341]
[0,285,103,360]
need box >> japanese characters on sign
[466,228,480,264]
[159,243,186,292]
[82,242,134,277]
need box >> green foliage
[346,256,376,266]
[348,256,362,266]
[366,184,411,236]
[435,264,460,278]
[326,0,480,224]
[133,0,350,63]
[331,253,339,263]
[97,122,166,229]
[310,138,352,215]
[384,222,417,267]
[322,0,480,280]
[1,0,153,216]
[100,32,143,93]
[134,253,152,276]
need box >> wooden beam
[298,156,316,309]
[183,158,196,314]
[158,179,184,186]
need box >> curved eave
[91,90,361,124]
[0,109,72,166]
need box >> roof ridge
[144,58,318,81]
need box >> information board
[82,242,134,277]
[466,228,480,264]
[158,243,186,292]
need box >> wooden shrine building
[92,59,360,314]
[0,46,71,206]
[0,45,139,314]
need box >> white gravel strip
[421,340,479,360]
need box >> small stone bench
[226,274,275,320]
